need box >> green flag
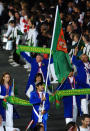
[52,6,72,83]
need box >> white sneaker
[8,59,14,62]
[10,62,16,65]
[3,46,6,49]
[9,55,13,59]
[12,63,20,67]
[27,68,31,72]
[24,64,30,69]
[10,62,19,67]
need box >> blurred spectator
[79,114,90,131]
[82,34,90,58]
[65,121,80,131]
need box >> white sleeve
[5,25,13,37]
[26,85,34,98]
[83,46,86,54]
[0,86,4,99]
[33,31,38,47]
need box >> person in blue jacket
[0,72,13,127]
[57,70,82,124]
[21,52,52,92]
[72,47,90,114]
[30,82,50,131]
[26,73,43,98]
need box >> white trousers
[65,105,78,124]
[6,41,13,50]
[81,99,88,114]
[6,103,13,127]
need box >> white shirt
[83,43,90,58]
[20,16,27,33]
[27,28,38,47]
[80,126,89,131]
[0,2,4,16]
[84,62,90,84]
[38,92,45,122]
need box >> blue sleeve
[44,93,50,112]
[72,55,82,67]
[76,78,90,89]
[44,57,53,65]
[30,92,41,104]
[50,58,53,64]
[20,52,32,63]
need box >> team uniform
[30,91,50,131]
[0,85,13,127]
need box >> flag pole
[45,5,58,92]
[77,34,82,46]
[12,79,15,96]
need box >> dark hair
[0,72,12,86]
[37,53,43,57]
[71,68,74,72]
[81,114,90,121]
[83,35,90,42]
[35,81,43,87]
[39,15,45,21]
[30,18,36,27]
[9,9,15,16]
[65,121,80,131]
[9,20,16,24]
[35,73,43,83]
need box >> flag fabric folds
[52,6,72,83]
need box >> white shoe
[8,59,14,62]
[10,62,19,67]
[3,46,6,49]
[10,62,16,65]
[27,68,31,72]
[9,55,13,59]
[11,62,19,67]
[24,64,30,69]
[12,63,19,67]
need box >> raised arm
[20,52,32,63]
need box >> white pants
[65,105,78,124]
[81,99,88,114]
[6,103,13,127]
[6,41,13,50]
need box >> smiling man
[80,114,90,131]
